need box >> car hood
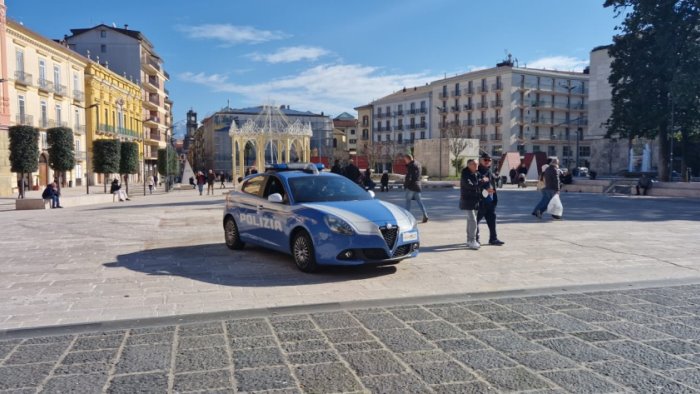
[301,200,414,233]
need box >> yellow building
[0,18,88,196]
[84,60,143,185]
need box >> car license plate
[402,231,418,242]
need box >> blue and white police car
[223,163,420,272]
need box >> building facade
[84,60,143,185]
[65,24,171,178]
[332,112,357,157]
[199,105,332,173]
[0,19,87,196]
[0,0,11,196]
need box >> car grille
[393,244,412,258]
[380,227,398,249]
[363,248,389,260]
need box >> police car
[223,163,420,272]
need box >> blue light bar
[265,163,324,174]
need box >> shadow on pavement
[85,199,224,211]
[104,243,398,286]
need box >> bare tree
[444,122,471,176]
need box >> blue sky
[7,0,619,126]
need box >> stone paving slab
[1,284,700,393]
[1,189,700,330]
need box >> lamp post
[86,103,99,194]
[436,106,445,179]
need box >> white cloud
[247,46,330,63]
[179,64,438,115]
[526,56,589,72]
[178,24,288,46]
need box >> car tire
[224,217,245,250]
[292,231,318,273]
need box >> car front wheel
[224,217,245,250]
[292,231,318,273]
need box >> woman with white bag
[532,158,562,220]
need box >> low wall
[15,193,115,210]
[562,179,610,194]
[648,182,700,198]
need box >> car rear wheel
[292,231,318,273]
[224,217,245,250]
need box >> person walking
[460,159,482,250]
[196,171,206,196]
[220,172,226,189]
[532,158,561,219]
[476,153,504,245]
[153,174,158,189]
[344,160,361,184]
[147,177,154,194]
[380,171,389,192]
[206,170,216,195]
[403,154,428,223]
[42,182,62,208]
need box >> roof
[523,152,548,174]
[372,85,432,105]
[591,44,613,53]
[204,106,327,122]
[334,112,356,121]
[66,24,156,56]
[7,20,89,65]
[497,152,522,173]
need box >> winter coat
[543,165,561,192]
[459,168,481,210]
[477,165,498,205]
[404,160,422,192]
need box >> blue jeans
[405,190,428,218]
[50,195,60,208]
[534,189,556,214]
[197,184,204,195]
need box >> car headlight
[324,215,355,235]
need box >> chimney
[124,24,129,30]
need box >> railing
[149,95,160,106]
[99,123,115,133]
[490,117,503,125]
[149,131,162,140]
[74,124,86,133]
[147,76,160,88]
[54,84,67,96]
[479,134,488,142]
[536,84,554,92]
[73,90,84,101]
[419,108,427,114]
[416,123,427,129]
[118,127,140,138]
[409,109,417,115]
[491,100,503,108]
[15,114,33,126]
[475,118,487,125]
[409,124,416,130]
[463,104,473,111]
[59,121,69,128]
[146,115,160,123]
[147,151,158,159]
[451,106,460,112]
[463,120,474,126]
[569,103,587,110]
[476,102,488,109]
[465,87,474,95]
[396,125,404,130]
[476,86,488,94]
[438,107,448,114]
[491,133,503,140]
[14,70,33,85]
[396,110,403,116]
[146,56,161,71]
[374,127,384,132]
[374,112,384,118]
[451,90,461,97]
[38,78,54,92]
[531,100,550,108]
[39,117,49,129]
[438,92,449,99]
[492,83,503,91]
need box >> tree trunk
[680,130,689,182]
[104,174,108,194]
[657,129,669,182]
[124,174,129,194]
[19,172,24,199]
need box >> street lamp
[85,103,99,194]
[436,106,445,179]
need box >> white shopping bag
[546,194,564,217]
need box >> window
[100,30,107,38]
[533,145,541,153]
[15,49,24,72]
[333,138,337,148]
[362,115,368,126]
[75,164,82,179]
[75,139,81,153]
[53,65,61,85]
[420,131,425,139]
[241,176,265,197]
[349,139,357,144]
[74,109,80,128]
[55,104,62,124]
[548,146,557,157]
[579,146,591,157]
[398,134,403,143]
[38,59,46,81]
[73,73,79,91]
[100,44,107,53]
[350,129,355,135]
[362,129,368,139]
[41,132,48,149]
[18,95,26,119]
[40,101,48,128]
[263,176,287,202]
[563,146,572,157]
[420,101,426,111]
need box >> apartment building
[84,60,143,185]
[370,85,433,147]
[354,104,373,155]
[432,59,590,168]
[332,112,358,155]
[65,24,171,177]
[0,19,87,196]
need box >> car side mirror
[367,190,375,199]
[267,193,284,203]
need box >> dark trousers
[636,185,648,195]
[477,201,497,242]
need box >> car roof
[271,171,341,180]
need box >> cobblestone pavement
[2,188,700,329]
[2,284,700,393]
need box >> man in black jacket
[476,153,504,245]
[344,160,361,185]
[460,159,482,249]
[403,154,428,223]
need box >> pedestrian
[380,171,389,192]
[331,159,343,175]
[207,170,216,195]
[147,177,154,194]
[364,168,375,190]
[460,159,482,250]
[344,160,361,185]
[189,176,196,189]
[110,178,130,201]
[476,153,504,245]
[42,182,62,208]
[220,172,226,189]
[245,167,251,177]
[196,171,206,195]
[532,158,561,219]
[17,175,28,199]
[636,173,652,195]
[153,174,158,188]
[403,154,428,223]
[509,168,518,185]
[517,163,528,188]
[250,167,258,175]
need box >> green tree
[157,147,178,177]
[119,142,139,194]
[604,0,700,181]
[47,127,75,190]
[8,125,39,198]
[92,139,121,193]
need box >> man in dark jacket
[403,154,428,223]
[532,158,561,218]
[42,182,62,208]
[344,160,361,185]
[460,159,482,249]
[331,160,343,175]
[380,171,390,192]
[476,153,504,245]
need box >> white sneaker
[467,241,480,250]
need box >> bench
[15,194,115,210]
[15,198,51,210]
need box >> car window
[241,175,265,197]
[262,176,288,203]
[289,175,372,203]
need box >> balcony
[73,90,84,102]
[491,82,503,91]
[409,108,418,115]
[463,104,473,111]
[14,70,32,85]
[396,125,404,131]
[490,133,503,141]
[464,87,474,95]
[476,102,488,110]
[38,117,49,129]
[438,107,448,114]
[38,78,54,92]
[75,151,87,161]
[73,124,86,134]
[149,131,162,141]
[450,106,461,113]
[53,84,67,96]
[419,108,427,114]
[374,112,384,118]
[438,92,449,99]
[479,134,488,142]
[490,117,503,125]
[15,114,34,126]
[535,84,554,92]
[475,118,487,126]
[491,100,503,108]
[118,127,140,138]
[98,123,116,134]
[476,86,489,94]
[463,120,474,126]
[451,90,461,97]
[147,151,158,159]
[416,123,427,129]
[145,115,160,125]
[396,110,404,116]
[143,56,161,72]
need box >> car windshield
[289,175,372,203]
